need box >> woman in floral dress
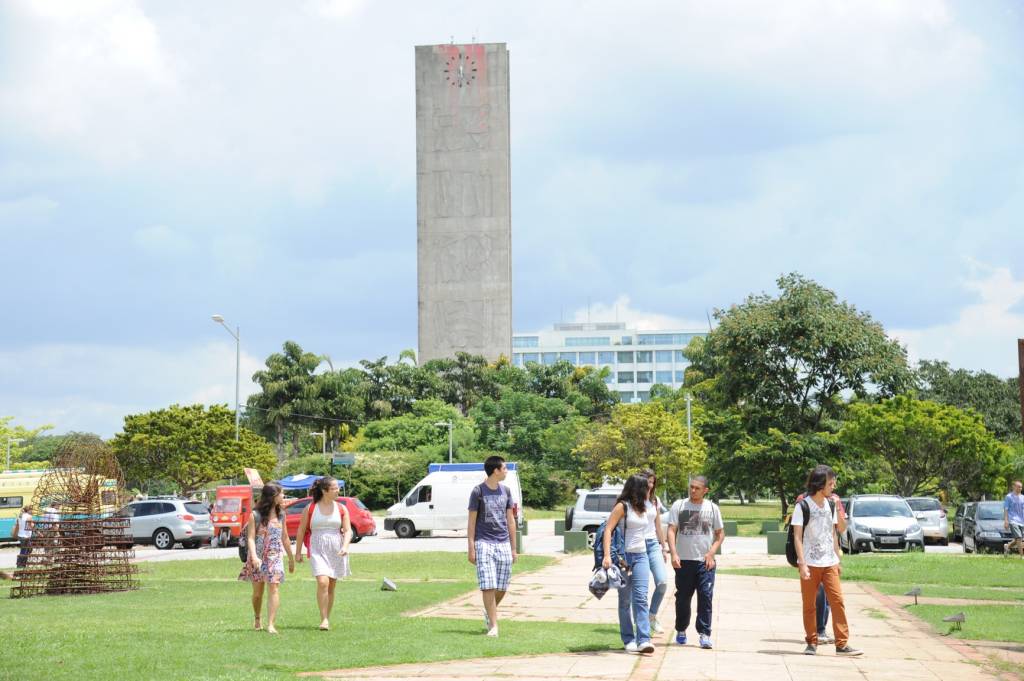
[295,476,351,631]
[239,482,295,634]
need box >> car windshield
[213,498,241,513]
[185,502,209,515]
[853,499,912,518]
[907,499,941,512]
[976,503,1003,520]
[353,499,368,510]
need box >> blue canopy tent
[275,474,343,491]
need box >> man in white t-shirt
[15,506,33,568]
[667,475,724,650]
[792,465,862,657]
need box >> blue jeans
[645,539,668,616]
[616,551,652,645]
[674,560,715,635]
[817,583,830,635]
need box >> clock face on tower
[443,53,477,88]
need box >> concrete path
[304,550,1002,681]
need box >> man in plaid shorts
[468,455,518,637]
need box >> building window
[619,390,636,402]
[604,372,614,384]
[513,336,539,348]
[655,371,672,384]
[675,370,686,383]
[621,336,633,345]
[578,352,596,365]
[617,371,634,383]
[635,350,652,363]
[638,333,700,346]
[617,351,634,364]
[636,371,653,384]
[513,353,523,366]
[559,352,577,364]
[522,353,539,364]
[565,336,610,347]
[636,391,650,402]
[674,350,687,362]
[542,352,558,365]
[598,351,615,364]
[655,350,673,363]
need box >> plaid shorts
[475,540,512,591]
[1010,523,1024,540]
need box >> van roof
[427,463,518,473]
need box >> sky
[2,0,1023,438]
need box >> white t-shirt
[622,501,655,553]
[643,498,666,540]
[791,497,839,568]
[17,512,32,539]
[669,499,724,561]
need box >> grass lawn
[523,506,566,520]
[907,604,1024,643]
[718,500,784,537]
[0,553,615,681]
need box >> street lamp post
[5,437,24,472]
[434,421,453,464]
[211,314,241,441]
[310,431,327,456]
[685,392,692,443]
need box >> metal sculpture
[10,435,137,598]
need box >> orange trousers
[800,565,848,647]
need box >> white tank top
[643,498,663,540]
[310,502,341,531]
[623,501,653,553]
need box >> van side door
[404,485,436,531]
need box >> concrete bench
[563,530,590,553]
[767,530,788,555]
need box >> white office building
[512,322,707,403]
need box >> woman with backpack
[602,473,662,654]
[238,482,295,634]
[294,476,351,631]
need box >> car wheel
[153,528,175,550]
[847,533,859,555]
[350,527,362,543]
[565,507,574,529]
[963,538,972,553]
[585,527,597,550]
[218,528,231,547]
[393,520,416,539]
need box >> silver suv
[115,498,213,550]
[565,485,669,548]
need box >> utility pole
[1018,339,1024,441]
[685,393,692,443]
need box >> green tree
[0,417,53,466]
[471,391,572,461]
[422,352,500,414]
[112,404,277,495]
[248,341,325,460]
[916,360,1021,442]
[14,432,95,463]
[574,402,706,497]
[839,394,1009,498]
[354,400,470,453]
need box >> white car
[840,495,925,554]
[905,497,949,545]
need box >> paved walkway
[303,550,1003,681]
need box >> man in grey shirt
[667,475,724,650]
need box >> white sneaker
[650,616,664,634]
[624,641,639,654]
[486,627,499,638]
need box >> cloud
[890,262,1024,377]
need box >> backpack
[593,502,629,572]
[238,511,261,563]
[785,497,836,568]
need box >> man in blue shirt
[468,456,517,637]
[1004,480,1023,558]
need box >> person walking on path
[794,490,847,643]
[667,475,724,650]
[643,470,670,635]
[238,482,295,634]
[295,476,351,631]
[467,455,518,638]
[14,506,33,569]
[603,474,659,654]
[792,464,862,657]
[1004,480,1024,558]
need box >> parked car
[114,498,214,550]
[962,501,1012,553]
[951,502,975,543]
[283,496,376,543]
[565,484,669,549]
[905,497,948,545]
[840,495,925,553]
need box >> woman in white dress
[295,476,351,630]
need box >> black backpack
[238,511,262,563]
[785,497,836,568]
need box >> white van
[384,462,522,538]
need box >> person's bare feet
[319,619,330,631]
[253,617,262,631]
[267,625,278,635]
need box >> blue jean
[674,560,715,635]
[816,583,830,634]
[645,539,668,616]
[616,551,652,645]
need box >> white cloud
[890,262,1024,377]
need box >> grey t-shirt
[468,483,512,543]
[669,499,724,561]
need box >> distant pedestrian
[643,470,670,635]
[15,506,33,568]
[667,475,724,650]
[1004,480,1024,558]
[467,455,517,638]
[238,482,295,634]
[794,490,847,643]
[792,465,862,657]
[295,476,351,631]
[603,473,658,654]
